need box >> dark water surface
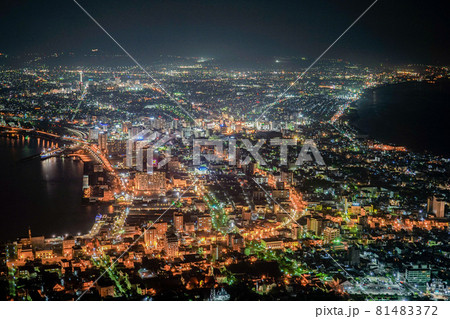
[0,135,98,241]
[353,80,450,157]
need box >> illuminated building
[173,212,183,232]
[323,227,340,244]
[98,132,108,154]
[107,140,126,156]
[406,265,431,285]
[17,248,34,261]
[35,249,55,259]
[154,222,168,237]
[197,215,212,232]
[122,121,132,133]
[96,281,115,298]
[135,171,166,195]
[427,195,446,218]
[227,233,244,250]
[144,227,158,248]
[280,171,293,185]
[272,188,290,200]
[89,128,99,140]
[351,203,362,215]
[308,217,323,236]
[264,239,283,250]
[82,175,89,189]
[164,231,179,258]
[63,236,75,258]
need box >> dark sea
[0,135,99,241]
[352,80,450,157]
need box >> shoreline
[0,134,99,243]
[344,80,450,158]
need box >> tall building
[135,141,147,172]
[126,139,134,168]
[82,175,89,189]
[122,121,132,134]
[171,119,179,130]
[63,236,75,258]
[164,231,179,258]
[98,132,108,154]
[144,227,158,249]
[173,212,183,233]
[153,118,165,130]
[309,217,323,236]
[89,128,99,140]
[427,195,446,218]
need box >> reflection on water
[0,135,105,241]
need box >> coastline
[0,134,98,242]
[345,80,450,158]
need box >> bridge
[67,151,92,162]
[0,126,86,145]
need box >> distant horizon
[1,0,449,66]
[1,51,448,68]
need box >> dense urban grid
[0,52,449,301]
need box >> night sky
[1,0,449,64]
